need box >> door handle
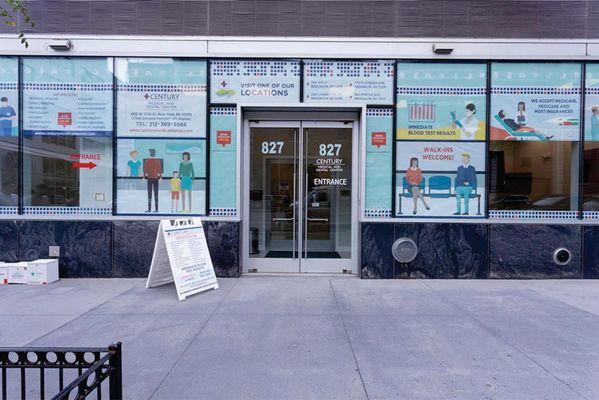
[306,217,328,222]
[273,217,294,222]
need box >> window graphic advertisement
[396,63,487,141]
[395,63,487,218]
[115,59,207,215]
[22,57,114,215]
[489,63,582,216]
[210,60,300,104]
[490,63,581,142]
[585,63,599,142]
[304,60,394,105]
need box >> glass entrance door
[246,120,355,274]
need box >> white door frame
[299,120,358,274]
[241,109,361,274]
[244,120,301,273]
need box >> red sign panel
[371,131,386,148]
[216,130,232,147]
[57,112,72,127]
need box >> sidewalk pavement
[2,277,599,400]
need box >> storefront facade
[0,35,598,279]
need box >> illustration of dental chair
[494,115,549,142]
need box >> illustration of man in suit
[143,148,163,213]
[454,153,476,216]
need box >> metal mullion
[17,56,23,215]
[297,122,307,272]
[292,127,297,260]
[578,62,586,220]
[485,61,492,219]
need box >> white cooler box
[6,262,29,284]
[27,259,59,284]
[0,263,7,284]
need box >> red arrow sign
[72,162,97,169]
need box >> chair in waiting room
[427,175,452,198]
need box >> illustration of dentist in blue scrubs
[0,97,16,136]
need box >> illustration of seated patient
[405,157,430,215]
[496,109,553,141]
[454,153,476,216]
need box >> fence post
[108,342,122,400]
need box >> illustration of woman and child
[126,149,195,213]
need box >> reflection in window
[489,62,582,215]
[0,56,18,211]
[23,136,112,210]
[0,137,18,207]
[21,57,114,214]
[583,142,599,211]
[584,64,599,213]
[489,141,579,211]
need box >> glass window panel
[115,58,207,215]
[115,138,206,214]
[396,62,487,141]
[395,141,487,217]
[22,57,114,215]
[489,62,582,214]
[395,63,487,218]
[583,64,599,214]
[0,56,18,212]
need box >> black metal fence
[0,342,122,400]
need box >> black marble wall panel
[490,224,581,279]
[112,220,160,278]
[361,223,394,279]
[583,226,599,279]
[203,221,240,278]
[360,223,488,279]
[0,221,18,262]
[393,223,488,279]
[12,220,240,278]
[18,221,112,278]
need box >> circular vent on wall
[553,247,572,266]
[392,238,418,263]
